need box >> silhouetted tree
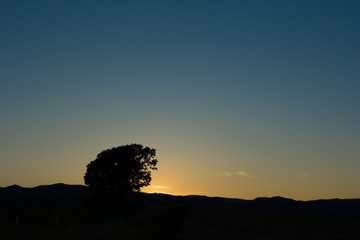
[84,144,157,205]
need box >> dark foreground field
[1,185,360,239]
[1,205,359,240]
[0,203,186,240]
[195,208,360,240]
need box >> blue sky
[1,0,359,200]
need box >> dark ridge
[0,183,89,210]
[1,184,359,219]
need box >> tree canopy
[84,144,157,203]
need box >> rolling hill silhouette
[0,183,89,209]
[1,184,359,219]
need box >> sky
[1,0,359,200]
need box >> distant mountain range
[1,183,360,219]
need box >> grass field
[199,208,360,239]
[2,204,359,240]
[0,203,188,240]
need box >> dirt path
[175,209,292,240]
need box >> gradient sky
[1,0,359,200]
